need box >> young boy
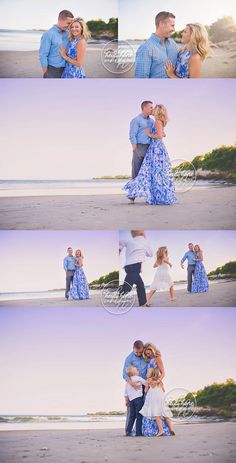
[124,365,146,436]
[119,231,153,306]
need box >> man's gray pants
[131,143,149,179]
[187,265,195,292]
[65,270,75,298]
[43,65,65,78]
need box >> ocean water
[0,281,222,302]
[0,415,126,431]
[0,178,230,198]
[0,29,42,51]
[0,414,223,431]
[0,29,107,51]
[0,289,100,302]
[0,179,127,197]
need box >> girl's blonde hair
[152,104,168,127]
[156,246,168,265]
[149,367,161,380]
[68,17,91,41]
[185,23,209,60]
[75,249,84,258]
[143,342,161,362]
[194,244,201,254]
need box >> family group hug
[39,10,90,78]
[135,11,209,78]
[119,231,209,307]
[123,340,175,437]
[123,100,177,206]
[63,247,89,300]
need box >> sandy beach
[120,39,236,78]
[139,280,236,308]
[1,281,235,308]
[0,46,116,78]
[0,423,236,463]
[0,293,103,308]
[0,185,235,230]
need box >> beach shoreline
[0,423,236,463]
[1,281,235,308]
[0,185,235,229]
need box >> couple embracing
[123,340,175,437]
[63,247,89,301]
[123,100,176,206]
[39,10,90,78]
[135,11,209,79]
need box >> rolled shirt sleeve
[181,252,188,264]
[39,31,52,68]
[135,45,152,78]
[129,118,139,144]
[123,353,132,381]
[63,257,68,271]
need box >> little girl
[140,368,175,437]
[146,246,175,305]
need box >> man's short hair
[188,243,193,246]
[155,11,175,28]
[133,340,144,349]
[67,246,72,251]
[58,10,74,20]
[141,100,153,111]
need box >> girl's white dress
[150,262,173,290]
[140,385,173,419]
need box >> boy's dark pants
[120,262,146,306]
[126,396,144,436]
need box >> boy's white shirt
[124,375,147,401]
[119,236,153,267]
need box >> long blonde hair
[75,249,84,259]
[156,246,168,265]
[186,23,209,60]
[194,244,202,255]
[152,104,168,127]
[68,17,91,41]
[143,342,161,362]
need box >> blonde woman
[192,245,209,293]
[60,17,91,78]
[142,343,175,436]
[123,105,176,205]
[165,23,209,78]
[69,249,89,300]
[146,247,175,305]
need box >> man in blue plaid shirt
[135,11,178,78]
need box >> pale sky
[0,231,118,292]
[119,0,236,40]
[0,79,235,180]
[0,0,117,30]
[0,307,235,414]
[120,231,236,283]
